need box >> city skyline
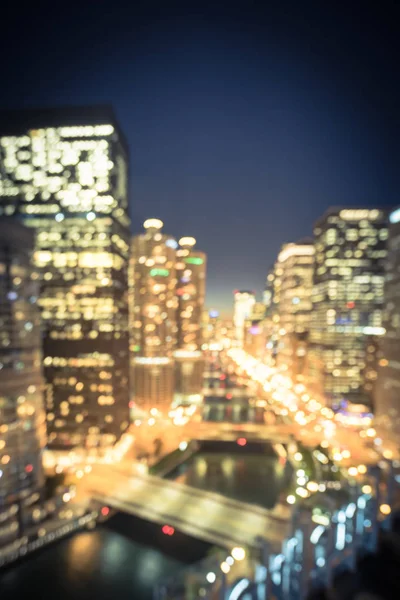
[1,5,400,599]
[0,2,398,312]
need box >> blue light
[364,519,372,527]
[292,297,300,304]
[209,310,219,318]
[166,239,178,249]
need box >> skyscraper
[375,206,400,433]
[174,237,206,404]
[243,303,267,360]
[0,220,46,544]
[274,240,314,381]
[0,107,131,449]
[309,207,388,406]
[129,219,178,414]
[233,290,255,345]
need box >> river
[0,513,210,600]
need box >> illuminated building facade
[243,303,266,359]
[0,107,131,449]
[0,221,46,545]
[375,206,400,433]
[274,240,314,381]
[263,266,279,365]
[233,290,255,345]
[130,219,178,413]
[202,310,233,351]
[309,208,388,406]
[174,237,206,404]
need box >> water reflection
[0,524,186,600]
[174,452,291,509]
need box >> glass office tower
[0,220,46,546]
[174,237,206,405]
[0,107,131,449]
[130,219,178,414]
[309,207,388,406]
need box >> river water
[172,448,291,509]
[0,514,210,600]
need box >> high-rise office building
[274,240,314,381]
[0,220,46,545]
[174,237,206,404]
[263,267,279,366]
[309,208,388,406]
[129,219,178,414]
[233,290,255,345]
[375,206,400,433]
[0,107,131,449]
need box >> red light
[129,400,135,408]
[25,464,33,473]
[162,525,175,536]
[101,506,110,517]
[219,374,226,380]
[226,393,232,400]
[237,438,247,446]
[347,301,355,309]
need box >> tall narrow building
[233,290,255,346]
[0,107,131,449]
[174,237,206,405]
[274,240,314,382]
[130,219,178,414]
[0,220,46,545]
[375,206,400,434]
[309,207,388,407]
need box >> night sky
[1,1,398,314]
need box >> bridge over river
[85,464,290,552]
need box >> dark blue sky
[1,1,398,313]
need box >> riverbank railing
[154,459,400,599]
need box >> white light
[220,561,230,574]
[231,546,246,561]
[206,572,216,583]
[363,326,386,336]
[286,495,296,505]
[165,239,178,249]
[390,207,400,223]
[133,357,170,365]
[179,441,188,451]
[179,236,196,247]
[87,212,96,221]
[55,213,64,222]
[310,525,325,545]
[336,523,346,550]
[173,350,202,358]
[143,218,163,230]
[316,557,325,568]
[226,556,234,566]
[228,579,250,600]
[345,503,356,518]
[277,244,314,263]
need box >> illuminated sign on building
[184,257,204,265]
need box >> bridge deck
[86,465,290,550]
